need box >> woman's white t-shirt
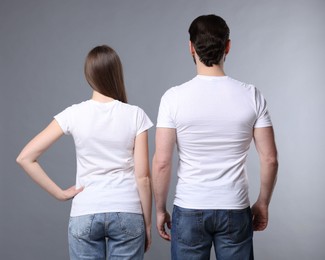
[54,100,153,216]
[157,75,272,210]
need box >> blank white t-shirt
[157,75,272,209]
[55,99,153,216]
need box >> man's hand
[156,211,172,241]
[251,202,269,231]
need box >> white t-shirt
[157,75,272,210]
[54,100,153,216]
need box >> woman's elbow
[135,175,151,187]
[16,153,31,167]
[16,154,25,166]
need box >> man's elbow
[262,155,278,170]
[153,155,172,174]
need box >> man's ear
[189,41,196,56]
[225,39,231,54]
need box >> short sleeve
[136,107,153,136]
[54,106,73,135]
[156,89,176,128]
[254,88,273,128]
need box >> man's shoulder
[224,77,258,93]
[161,82,188,101]
[165,77,196,93]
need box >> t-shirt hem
[53,116,68,135]
[254,123,273,128]
[156,124,176,128]
[70,208,143,217]
[136,122,154,136]
[173,202,250,210]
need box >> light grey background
[1,0,324,259]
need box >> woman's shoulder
[56,100,92,116]
[64,100,91,108]
[117,101,142,112]
[117,102,152,120]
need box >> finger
[158,229,171,241]
[74,186,84,192]
[71,186,84,197]
[145,238,151,252]
[253,219,267,231]
[167,221,172,229]
[158,224,169,239]
[65,187,84,200]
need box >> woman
[16,45,153,259]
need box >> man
[152,14,278,260]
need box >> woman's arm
[16,119,83,201]
[134,130,152,252]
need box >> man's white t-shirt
[54,99,153,216]
[157,75,272,210]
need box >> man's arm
[152,127,176,241]
[251,126,278,231]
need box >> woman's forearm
[136,176,152,228]
[16,158,64,199]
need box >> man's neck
[196,62,226,77]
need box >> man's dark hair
[189,14,230,67]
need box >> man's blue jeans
[68,212,145,260]
[171,205,254,260]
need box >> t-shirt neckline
[196,75,229,80]
[88,99,118,106]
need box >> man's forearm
[257,159,278,206]
[152,154,172,212]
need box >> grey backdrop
[1,0,324,259]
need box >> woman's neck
[91,91,115,103]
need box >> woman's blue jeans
[171,205,254,260]
[68,212,145,260]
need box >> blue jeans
[68,212,145,260]
[171,205,254,260]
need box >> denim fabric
[68,212,145,260]
[171,205,254,260]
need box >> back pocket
[69,214,95,238]
[116,213,145,238]
[174,207,204,247]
